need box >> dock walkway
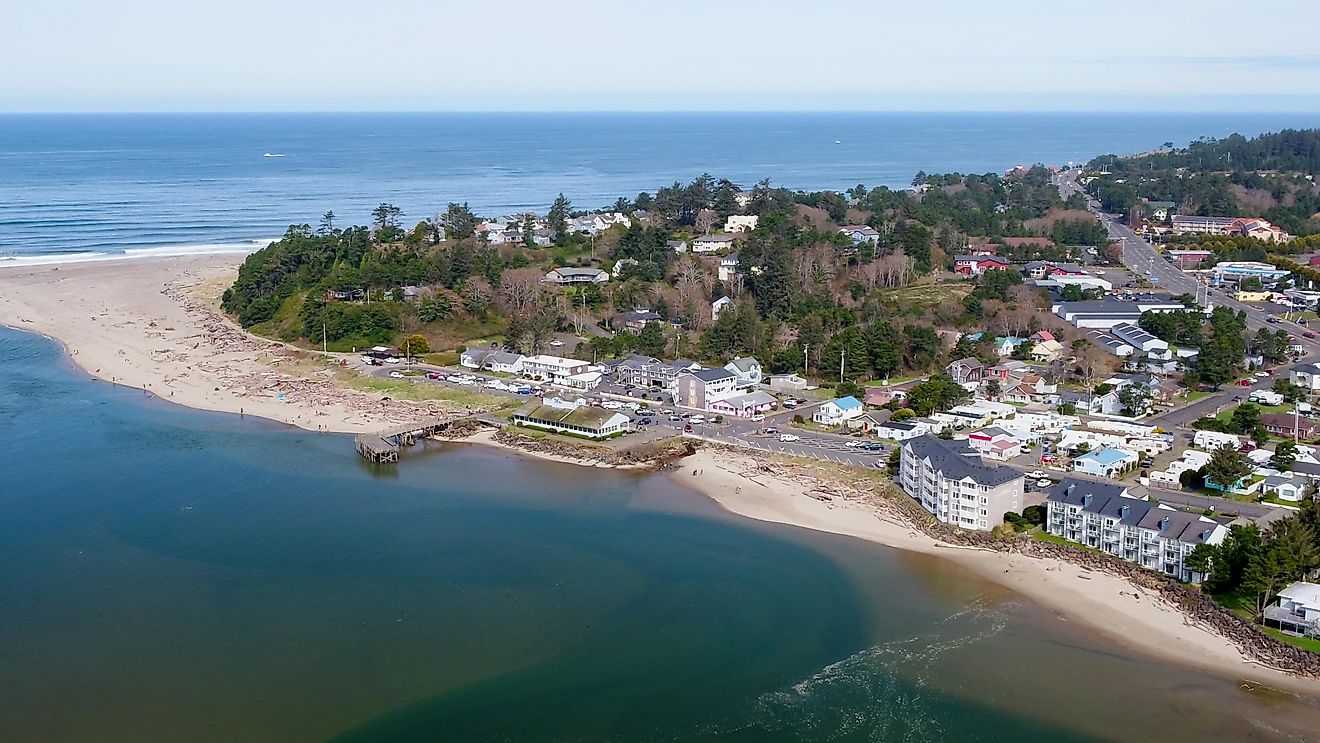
[354,417,459,463]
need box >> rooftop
[904,435,1024,487]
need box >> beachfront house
[723,215,758,233]
[899,435,1024,531]
[813,396,864,427]
[675,368,739,410]
[1264,582,1320,638]
[1045,479,1227,582]
[838,225,881,246]
[707,391,777,418]
[512,398,630,439]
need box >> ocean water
[1,111,1317,264]
[4,325,1320,742]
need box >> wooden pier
[354,418,456,463]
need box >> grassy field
[876,281,973,308]
[343,375,521,409]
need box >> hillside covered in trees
[1086,129,1320,236]
[221,167,1108,387]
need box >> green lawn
[1182,390,1212,403]
[344,375,520,409]
[865,373,922,386]
[1210,590,1320,654]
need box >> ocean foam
[0,239,275,269]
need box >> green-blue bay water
[2,325,1319,741]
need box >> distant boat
[263,152,286,158]
[834,140,841,144]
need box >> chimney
[1066,482,1076,495]
[1120,505,1130,519]
[1158,516,1169,532]
[1082,493,1092,507]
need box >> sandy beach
[5,253,1320,697]
[0,255,470,434]
[671,447,1320,697]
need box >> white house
[899,435,1025,531]
[1193,430,1241,451]
[708,390,777,418]
[521,355,591,385]
[512,398,630,439]
[966,427,1022,461]
[723,215,759,233]
[875,420,929,441]
[1072,447,1138,477]
[712,295,733,321]
[1291,363,1320,392]
[813,396,864,426]
[1265,582,1320,637]
[723,356,763,385]
[718,253,740,282]
[691,234,738,253]
[839,225,881,246]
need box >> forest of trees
[1086,129,1320,235]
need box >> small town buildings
[612,258,639,278]
[608,356,702,390]
[813,396,864,426]
[543,267,609,285]
[946,358,985,385]
[1193,430,1242,451]
[1261,412,1318,440]
[1146,201,1175,221]
[1165,249,1212,266]
[717,253,740,282]
[874,419,929,441]
[1209,261,1291,286]
[723,357,763,385]
[1264,582,1320,637]
[1109,322,1169,356]
[521,355,592,385]
[512,398,630,439]
[1053,299,1185,329]
[691,234,738,253]
[610,310,662,333]
[1072,447,1138,478]
[711,295,733,321]
[1262,473,1308,502]
[1171,215,1239,236]
[768,373,809,393]
[966,427,1022,461]
[953,255,1012,276]
[1030,338,1065,363]
[899,435,1025,531]
[667,239,690,253]
[993,336,1026,357]
[723,215,759,233]
[1045,479,1227,582]
[460,346,494,369]
[1290,362,1320,391]
[838,225,881,246]
[675,368,739,410]
[707,390,777,418]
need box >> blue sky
[5,0,1320,112]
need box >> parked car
[426,372,441,380]
[763,427,780,435]
[1027,470,1046,479]
[389,371,405,379]
[749,414,765,422]
[846,440,862,448]
[1268,317,1282,324]
[1305,331,1317,339]
[684,424,692,432]
[549,340,565,347]
[1036,478,1052,488]
[778,434,801,442]
[1237,379,1254,386]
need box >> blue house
[813,396,864,426]
[1072,447,1137,478]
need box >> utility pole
[839,347,845,383]
[322,322,327,354]
[803,344,809,376]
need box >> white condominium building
[899,435,1025,531]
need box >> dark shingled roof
[686,368,737,383]
[1047,477,1221,546]
[904,435,1023,487]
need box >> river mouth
[3,325,1320,741]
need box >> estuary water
[1,111,1316,263]
[3,327,1320,741]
